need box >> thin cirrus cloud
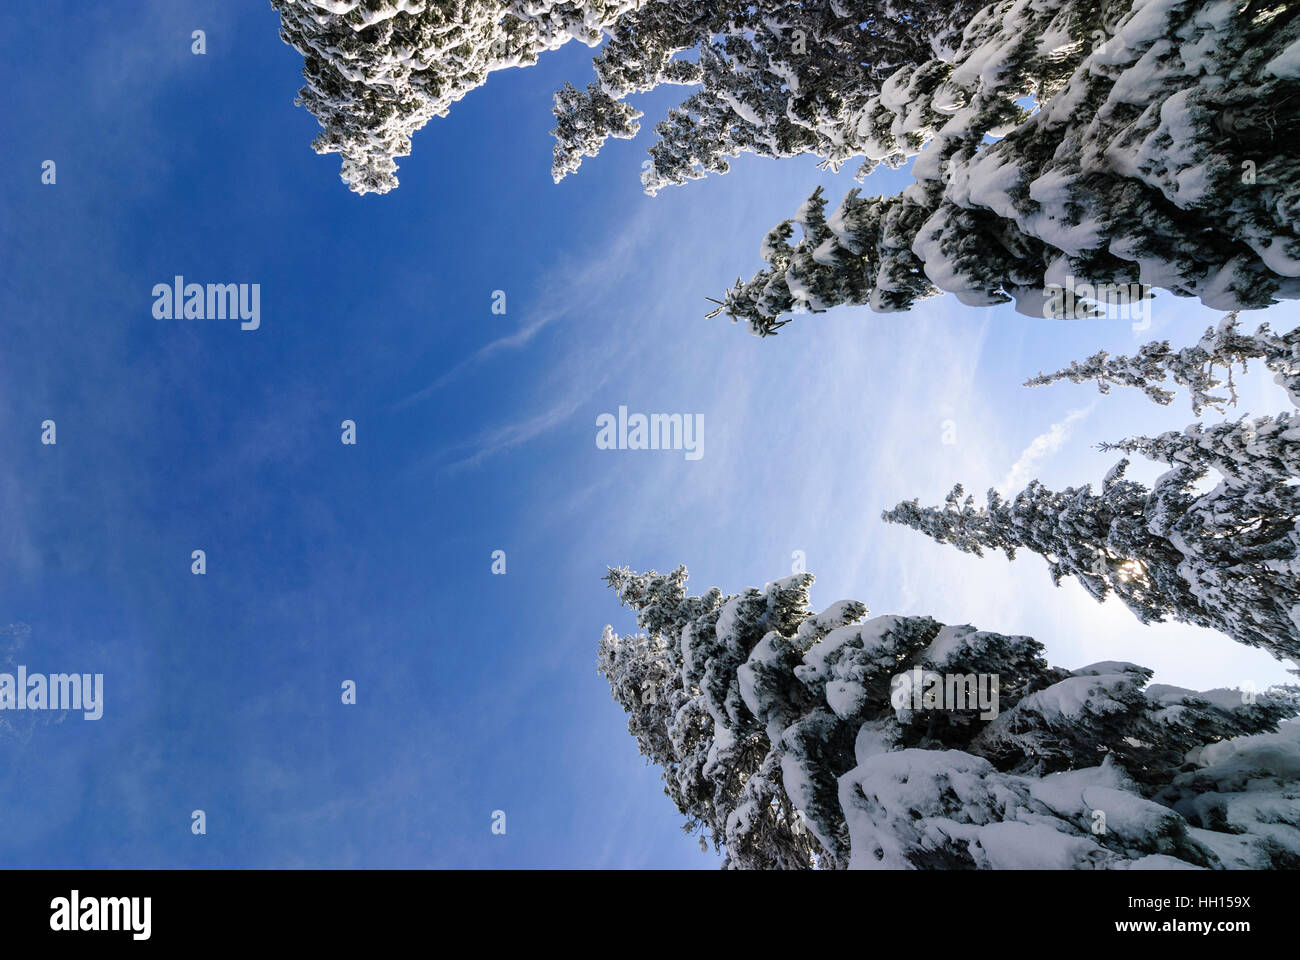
[392,308,563,411]
[996,404,1095,496]
[403,192,706,475]
[439,379,608,474]
[391,210,655,412]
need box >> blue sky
[1,0,1296,868]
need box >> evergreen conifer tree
[271,0,637,193]
[601,564,1300,868]
[712,0,1300,334]
[885,319,1300,661]
[1025,312,1300,413]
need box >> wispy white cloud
[392,210,654,412]
[393,308,562,409]
[996,404,1094,495]
[441,378,606,473]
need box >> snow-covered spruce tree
[550,0,986,191]
[601,565,1300,868]
[273,0,986,195]
[271,0,638,194]
[1025,312,1300,413]
[713,0,1300,335]
[887,317,1300,660]
[883,411,1300,663]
